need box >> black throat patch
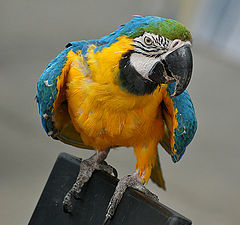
[118,51,158,96]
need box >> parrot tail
[150,152,166,190]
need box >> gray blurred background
[1,0,240,224]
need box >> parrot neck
[119,51,158,95]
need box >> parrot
[36,15,197,223]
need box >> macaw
[36,15,197,223]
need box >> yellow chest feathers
[65,38,165,150]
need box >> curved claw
[63,197,72,214]
[102,214,111,225]
[99,161,118,178]
[112,167,118,178]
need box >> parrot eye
[132,32,171,57]
[144,36,153,45]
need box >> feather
[150,151,166,190]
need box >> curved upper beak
[149,41,193,97]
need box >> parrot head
[98,16,193,96]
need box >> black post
[28,153,192,225]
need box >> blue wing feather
[166,83,197,162]
[36,40,98,135]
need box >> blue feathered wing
[151,83,197,189]
[36,40,98,148]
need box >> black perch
[28,153,192,225]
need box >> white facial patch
[129,53,160,80]
[133,32,172,57]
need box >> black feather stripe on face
[132,33,170,57]
[132,44,164,53]
[118,51,158,95]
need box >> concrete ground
[1,1,240,224]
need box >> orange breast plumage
[64,39,165,151]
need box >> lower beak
[149,44,193,97]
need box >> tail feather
[150,152,166,190]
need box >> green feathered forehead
[127,19,192,42]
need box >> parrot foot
[63,149,117,213]
[103,174,159,225]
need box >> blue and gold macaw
[36,15,197,222]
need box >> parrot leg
[63,148,117,213]
[103,174,159,225]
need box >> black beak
[149,45,193,97]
